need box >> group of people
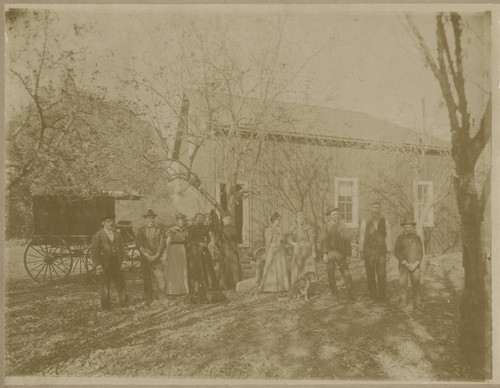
[253,202,423,308]
[90,201,424,311]
[90,209,242,309]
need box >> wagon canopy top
[32,187,144,200]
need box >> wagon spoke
[38,244,49,257]
[29,245,46,257]
[51,264,62,279]
[25,256,47,264]
[33,262,47,280]
[26,261,46,272]
[48,264,53,282]
[52,260,68,274]
[55,257,71,271]
[42,264,48,283]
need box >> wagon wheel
[124,244,141,270]
[69,242,92,275]
[24,238,73,284]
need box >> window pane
[345,212,353,223]
[339,181,353,196]
[345,203,352,213]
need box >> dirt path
[5,245,479,380]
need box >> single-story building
[169,90,462,256]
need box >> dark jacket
[136,225,163,257]
[319,221,351,257]
[394,232,423,264]
[364,218,388,253]
[91,229,126,268]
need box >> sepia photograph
[3,3,497,384]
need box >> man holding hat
[394,220,423,308]
[319,207,355,301]
[136,209,166,303]
[91,214,129,310]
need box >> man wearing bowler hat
[319,207,355,301]
[394,220,423,308]
[91,214,129,310]
[136,209,166,303]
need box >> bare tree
[406,12,491,375]
[119,15,332,220]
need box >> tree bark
[454,175,487,376]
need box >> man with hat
[394,220,423,308]
[136,209,166,303]
[359,202,392,301]
[319,207,355,301]
[91,214,129,310]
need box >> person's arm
[318,224,326,254]
[265,227,274,248]
[339,222,351,256]
[358,220,366,258]
[410,235,424,271]
[306,226,316,258]
[385,219,392,253]
[90,232,102,268]
[415,235,424,263]
[117,233,126,265]
[286,227,297,247]
[394,236,411,268]
[394,235,403,262]
[136,228,154,260]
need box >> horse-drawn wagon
[24,188,142,283]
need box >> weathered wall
[176,136,460,255]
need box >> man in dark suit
[91,214,129,310]
[319,207,355,301]
[394,220,423,308]
[136,209,165,303]
[359,202,392,301]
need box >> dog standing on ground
[289,271,317,301]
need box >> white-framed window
[216,181,250,247]
[414,181,434,227]
[334,177,359,228]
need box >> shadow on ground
[5,248,483,380]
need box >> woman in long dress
[160,212,189,295]
[288,212,317,284]
[260,212,289,292]
[187,213,218,293]
[221,215,241,290]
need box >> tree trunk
[455,176,488,377]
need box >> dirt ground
[4,243,485,381]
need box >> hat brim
[325,208,338,216]
[400,222,417,227]
[100,215,116,221]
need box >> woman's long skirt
[164,244,189,295]
[261,245,289,292]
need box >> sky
[5,4,492,141]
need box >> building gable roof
[184,89,450,151]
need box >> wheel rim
[24,239,73,283]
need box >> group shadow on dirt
[5,251,483,381]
